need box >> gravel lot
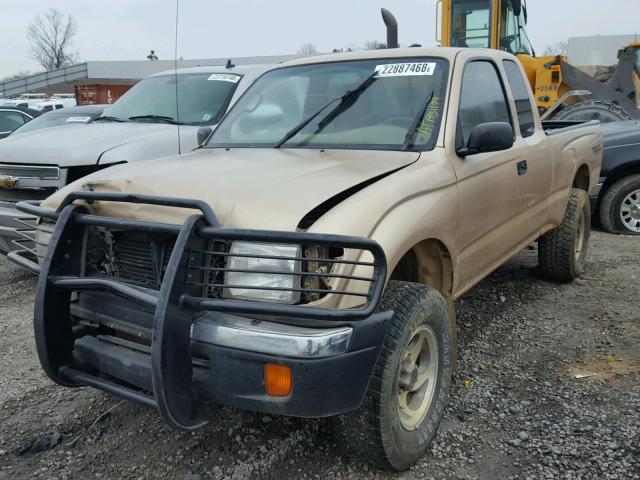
[0,230,638,480]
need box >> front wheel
[538,188,591,282]
[332,281,454,470]
[599,175,640,235]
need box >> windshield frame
[101,72,244,127]
[206,57,450,152]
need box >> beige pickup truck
[11,48,602,470]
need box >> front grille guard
[9,192,387,431]
[10,216,41,271]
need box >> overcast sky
[2,0,639,78]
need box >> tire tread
[539,188,589,282]
[599,174,640,234]
[333,281,449,470]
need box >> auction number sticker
[65,116,91,123]
[375,62,436,77]
[207,73,241,83]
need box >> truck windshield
[102,73,241,126]
[11,111,99,136]
[207,58,448,151]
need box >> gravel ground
[0,230,638,480]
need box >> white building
[568,34,638,66]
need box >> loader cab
[621,43,640,73]
[441,0,533,56]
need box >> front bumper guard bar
[12,192,387,430]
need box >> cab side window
[503,60,536,138]
[457,61,512,148]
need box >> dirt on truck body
[10,47,603,470]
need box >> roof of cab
[277,47,512,67]
[43,104,107,115]
[149,64,275,78]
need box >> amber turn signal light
[264,363,292,397]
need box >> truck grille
[86,230,176,289]
[0,163,69,192]
[0,188,57,202]
[0,164,60,180]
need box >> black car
[0,106,41,139]
[8,104,106,136]
[592,120,640,235]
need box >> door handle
[517,160,528,176]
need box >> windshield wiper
[315,71,378,132]
[128,115,184,125]
[93,115,125,123]
[402,91,435,151]
[274,71,378,148]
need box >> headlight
[224,242,302,304]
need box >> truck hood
[0,122,198,167]
[43,148,420,231]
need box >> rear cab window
[502,60,536,138]
[0,111,29,132]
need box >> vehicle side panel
[307,149,459,308]
[544,126,603,225]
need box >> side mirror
[197,127,212,147]
[457,122,514,158]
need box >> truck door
[501,59,553,234]
[446,55,530,290]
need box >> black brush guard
[9,192,387,430]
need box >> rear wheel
[538,188,591,282]
[552,100,633,123]
[332,281,454,470]
[599,175,640,235]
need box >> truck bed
[542,119,600,135]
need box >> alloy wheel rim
[620,189,640,233]
[397,325,439,431]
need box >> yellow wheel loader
[433,0,640,122]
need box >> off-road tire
[332,281,454,470]
[538,188,590,282]
[599,175,640,235]
[552,100,633,123]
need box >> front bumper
[72,292,390,418]
[11,192,389,428]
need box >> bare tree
[2,71,34,82]
[543,41,568,57]
[27,8,78,71]
[363,40,386,50]
[297,43,318,55]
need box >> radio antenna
[174,0,181,155]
